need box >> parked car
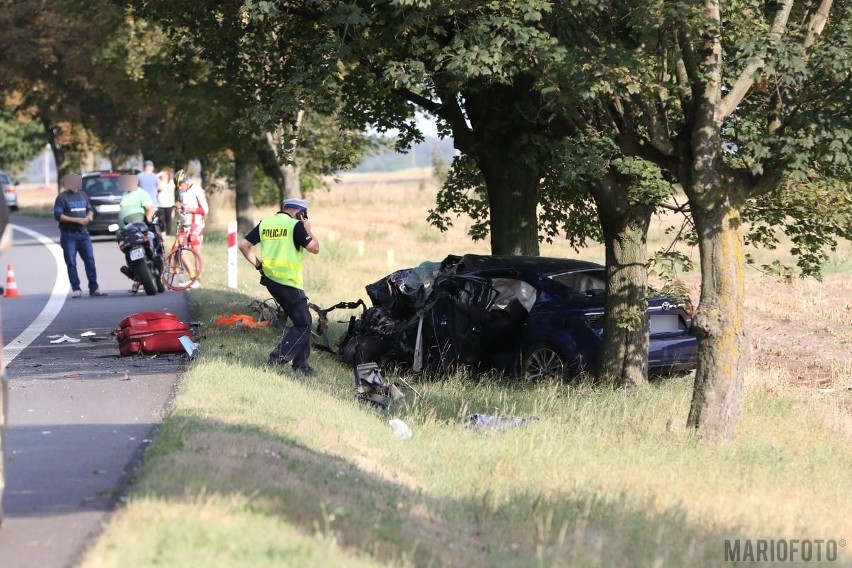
[81,171,125,234]
[0,171,18,212]
[339,254,698,380]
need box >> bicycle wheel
[161,247,202,291]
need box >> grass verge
[76,229,852,567]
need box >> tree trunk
[199,156,218,226]
[464,82,543,256]
[50,142,67,193]
[592,179,653,388]
[282,163,301,203]
[42,118,67,192]
[477,148,541,256]
[257,113,304,206]
[234,156,255,235]
[686,198,748,441]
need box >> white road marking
[3,224,68,365]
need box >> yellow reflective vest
[259,214,304,289]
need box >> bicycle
[249,297,367,352]
[161,224,203,291]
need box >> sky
[416,112,440,137]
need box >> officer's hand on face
[301,219,312,232]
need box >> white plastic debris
[466,414,539,432]
[178,335,199,359]
[49,334,81,344]
[389,419,412,440]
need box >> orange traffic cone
[4,264,21,298]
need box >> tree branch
[802,0,834,50]
[434,83,476,154]
[605,100,679,172]
[719,0,793,120]
[767,0,833,135]
[394,87,442,114]
[658,200,690,214]
[676,30,701,102]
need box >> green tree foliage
[548,0,852,439]
[0,110,44,174]
[130,0,592,254]
[118,0,378,228]
[744,177,852,278]
[0,0,134,176]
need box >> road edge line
[3,224,69,365]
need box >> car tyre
[522,343,565,381]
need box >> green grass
[17,203,54,218]
[77,228,852,567]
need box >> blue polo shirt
[54,190,92,232]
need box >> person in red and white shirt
[175,171,209,286]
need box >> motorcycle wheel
[132,258,158,295]
[154,256,166,293]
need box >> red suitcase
[117,311,191,356]
[119,311,184,330]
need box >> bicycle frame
[161,225,202,291]
[250,298,367,353]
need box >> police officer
[238,198,321,376]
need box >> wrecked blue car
[340,254,698,380]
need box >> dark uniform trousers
[266,279,312,369]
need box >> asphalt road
[0,213,193,568]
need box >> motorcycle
[108,219,166,295]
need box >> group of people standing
[52,161,323,378]
[138,160,207,241]
[53,161,209,297]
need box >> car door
[429,275,496,371]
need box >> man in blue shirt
[137,160,159,205]
[53,173,107,297]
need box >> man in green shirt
[118,173,155,229]
[117,174,158,292]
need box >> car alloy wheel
[522,343,565,381]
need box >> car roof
[83,171,124,178]
[445,254,604,275]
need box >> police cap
[282,198,309,214]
